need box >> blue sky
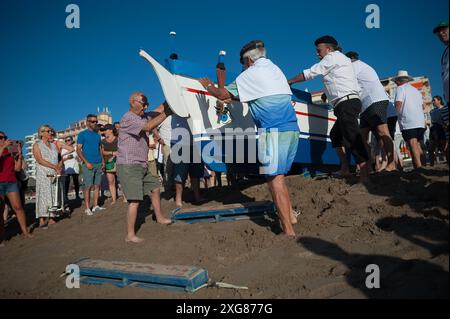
[0,0,448,143]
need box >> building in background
[97,107,113,126]
[24,133,38,179]
[56,107,112,141]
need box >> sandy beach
[0,165,448,299]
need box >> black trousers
[330,99,369,164]
[65,174,80,199]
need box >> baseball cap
[433,21,449,34]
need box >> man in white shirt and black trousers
[288,35,370,184]
[345,51,396,172]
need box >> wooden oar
[215,51,229,123]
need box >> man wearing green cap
[433,21,449,156]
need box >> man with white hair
[199,40,299,237]
[394,71,426,169]
[288,36,370,184]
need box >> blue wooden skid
[80,276,190,293]
[171,201,276,224]
[73,258,209,293]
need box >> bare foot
[22,233,33,239]
[290,212,298,225]
[125,236,144,243]
[283,231,296,238]
[48,219,56,226]
[156,217,173,225]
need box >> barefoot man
[199,40,299,237]
[117,92,173,243]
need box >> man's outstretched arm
[199,78,235,101]
[288,72,306,85]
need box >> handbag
[105,157,116,171]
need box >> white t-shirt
[303,51,360,105]
[351,60,388,112]
[158,115,172,146]
[62,148,80,174]
[235,58,292,103]
[395,83,426,131]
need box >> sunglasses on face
[135,99,148,106]
[0,135,7,140]
[88,120,98,124]
[65,139,72,142]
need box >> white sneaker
[92,206,106,213]
[85,208,94,216]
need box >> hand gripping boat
[139,50,344,175]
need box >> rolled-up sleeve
[303,54,334,80]
[120,114,145,137]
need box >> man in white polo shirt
[346,51,396,172]
[288,36,370,184]
[394,71,426,169]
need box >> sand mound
[0,165,448,299]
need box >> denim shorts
[81,163,103,189]
[0,181,20,196]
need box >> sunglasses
[65,138,73,142]
[88,120,98,124]
[0,135,7,140]
[135,99,149,106]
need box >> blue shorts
[171,144,205,183]
[81,163,103,189]
[0,181,20,196]
[258,131,299,176]
[173,162,204,183]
